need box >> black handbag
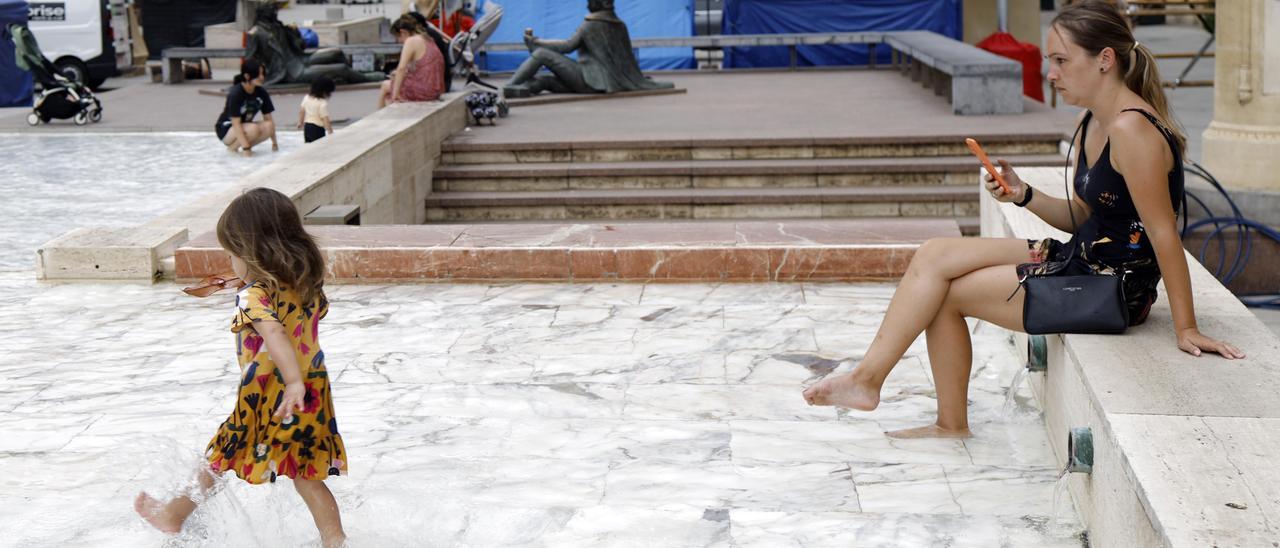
[1015,117,1129,335]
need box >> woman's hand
[274,382,307,421]
[1177,327,1245,359]
[983,158,1029,204]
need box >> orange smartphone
[965,138,1011,195]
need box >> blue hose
[1179,161,1278,306]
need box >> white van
[26,0,116,88]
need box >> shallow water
[0,132,303,271]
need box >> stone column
[1200,0,1280,191]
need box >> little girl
[135,188,348,547]
[298,76,336,143]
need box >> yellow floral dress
[206,281,347,484]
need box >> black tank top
[1069,108,1184,273]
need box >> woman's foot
[134,492,185,534]
[802,369,882,411]
[884,424,972,439]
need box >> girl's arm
[323,115,333,135]
[297,104,305,129]
[264,112,278,151]
[1111,113,1244,359]
[254,320,309,419]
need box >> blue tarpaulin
[0,0,33,107]
[478,0,694,72]
[722,0,962,68]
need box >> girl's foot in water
[134,492,185,534]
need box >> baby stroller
[8,23,103,125]
[446,3,507,119]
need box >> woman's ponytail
[1125,43,1186,153]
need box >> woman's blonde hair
[216,188,326,305]
[1052,0,1186,153]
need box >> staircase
[427,135,1065,235]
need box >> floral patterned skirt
[206,364,347,485]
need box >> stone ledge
[442,132,1071,152]
[982,167,1280,546]
[33,94,469,282]
[175,219,959,282]
[37,226,187,281]
[434,154,1066,179]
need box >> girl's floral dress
[206,280,347,484]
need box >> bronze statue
[503,0,674,97]
[244,2,384,86]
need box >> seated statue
[503,0,674,97]
[245,2,384,86]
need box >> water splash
[1048,464,1076,538]
[1002,365,1029,416]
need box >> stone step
[174,219,960,282]
[424,185,980,222]
[442,134,1064,164]
[434,154,1066,192]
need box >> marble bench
[981,167,1280,546]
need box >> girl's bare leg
[802,238,1027,417]
[134,467,217,534]
[294,479,346,548]
[885,264,1026,438]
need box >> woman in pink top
[379,14,445,108]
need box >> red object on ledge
[977,31,1044,102]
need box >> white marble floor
[0,275,1085,547]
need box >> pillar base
[1201,121,1280,191]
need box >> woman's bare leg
[294,479,346,548]
[885,263,1026,438]
[803,237,1027,411]
[134,467,218,533]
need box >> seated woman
[378,14,445,108]
[216,59,278,157]
[802,0,1243,439]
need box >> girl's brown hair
[216,188,326,305]
[391,13,426,35]
[1052,0,1186,153]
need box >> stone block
[952,74,1023,115]
[38,226,188,281]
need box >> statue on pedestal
[503,0,673,97]
[245,2,384,86]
